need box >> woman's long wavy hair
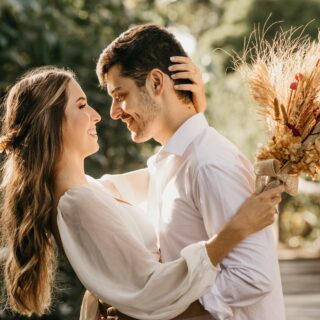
[0,66,74,316]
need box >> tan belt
[98,300,210,320]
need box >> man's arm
[194,162,278,319]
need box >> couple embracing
[1,24,285,320]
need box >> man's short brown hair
[96,24,192,103]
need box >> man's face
[106,65,161,143]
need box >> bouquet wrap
[254,159,298,195]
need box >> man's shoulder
[186,126,249,169]
[181,127,255,196]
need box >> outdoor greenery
[1,0,320,319]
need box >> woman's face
[62,79,101,158]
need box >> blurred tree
[0,0,158,179]
[280,192,320,249]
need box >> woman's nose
[90,106,101,123]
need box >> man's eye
[79,104,86,109]
[115,95,124,102]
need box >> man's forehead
[106,67,135,95]
[106,64,122,81]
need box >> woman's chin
[85,144,100,158]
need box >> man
[96,24,285,319]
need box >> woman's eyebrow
[76,96,86,102]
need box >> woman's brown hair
[0,66,74,316]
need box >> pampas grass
[235,24,320,183]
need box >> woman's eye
[79,104,86,109]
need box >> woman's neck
[51,152,87,256]
[54,152,87,201]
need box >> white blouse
[57,179,218,320]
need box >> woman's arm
[58,186,218,320]
[169,56,206,113]
[104,185,284,320]
[205,185,283,266]
[97,168,150,205]
[57,184,282,319]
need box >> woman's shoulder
[58,181,110,210]
[57,182,114,218]
[57,184,91,216]
[58,183,93,203]
[57,181,133,237]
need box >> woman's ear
[146,69,165,96]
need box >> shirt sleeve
[98,168,149,206]
[57,186,218,320]
[194,162,278,319]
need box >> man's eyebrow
[110,87,121,95]
[76,96,86,102]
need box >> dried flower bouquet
[235,27,320,195]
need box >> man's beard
[134,88,161,142]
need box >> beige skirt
[80,290,99,320]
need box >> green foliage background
[1,0,320,319]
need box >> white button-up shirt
[105,113,285,320]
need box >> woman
[0,66,283,320]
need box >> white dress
[57,179,218,320]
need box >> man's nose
[110,102,123,120]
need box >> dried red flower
[290,82,298,90]
[295,73,303,81]
[286,123,301,137]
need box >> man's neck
[154,102,197,146]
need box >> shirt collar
[162,112,209,157]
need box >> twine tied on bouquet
[254,159,299,195]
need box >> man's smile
[121,114,135,129]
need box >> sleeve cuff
[181,241,220,275]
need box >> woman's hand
[169,56,206,113]
[205,185,284,267]
[230,185,285,239]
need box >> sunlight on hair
[168,25,196,55]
